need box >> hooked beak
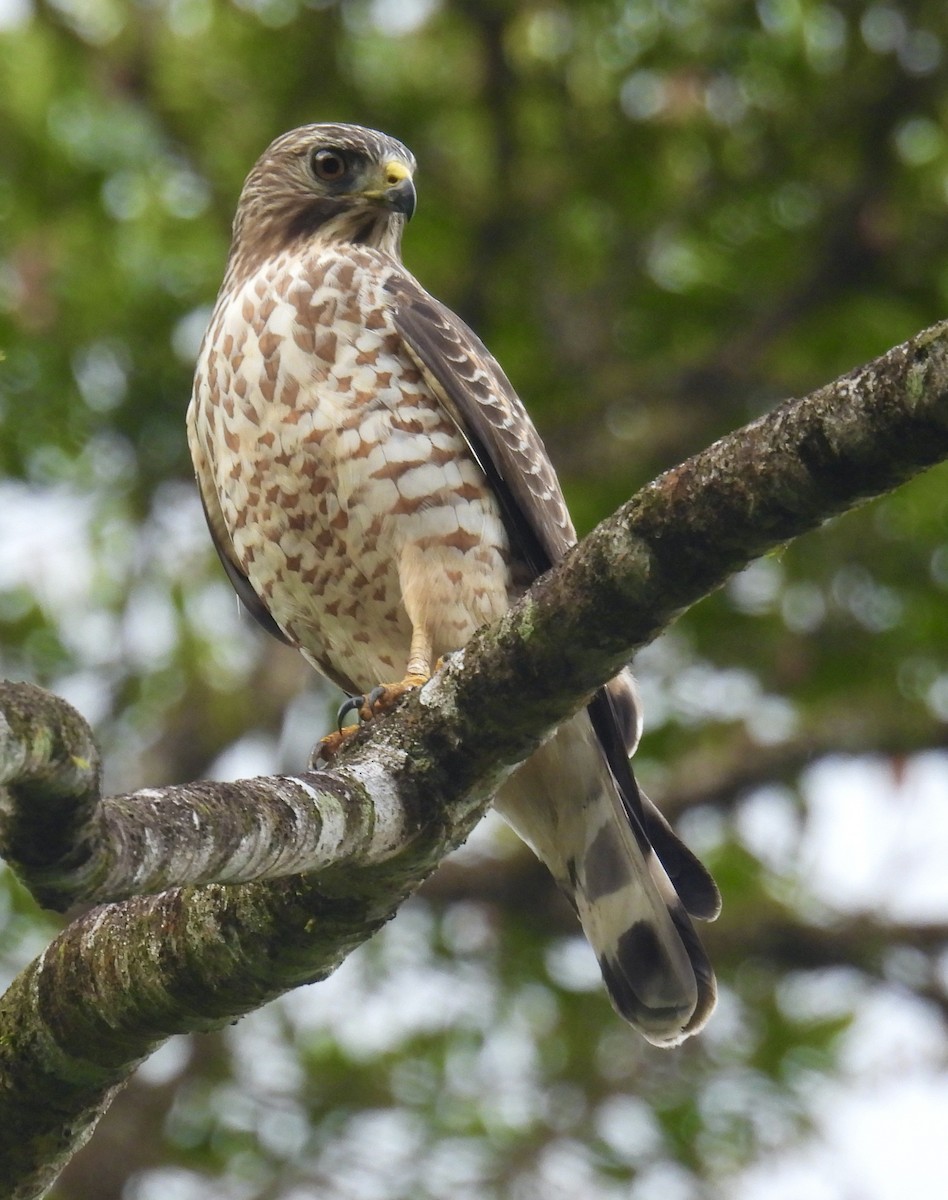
[384,175,417,220]
[365,159,416,220]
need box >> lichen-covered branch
[0,683,420,911]
[1,321,947,1198]
[0,689,484,1200]
[459,317,948,728]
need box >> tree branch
[0,683,417,911]
[1,320,947,1197]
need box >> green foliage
[2,0,948,1196]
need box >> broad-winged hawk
[188,123,719,1044]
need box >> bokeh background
[3,1,948,1197]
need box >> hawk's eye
[310,148,348,183]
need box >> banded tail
[494,698,719,1046]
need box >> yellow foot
[312,725,360,765]
[311,673,430,765]
[357,672,429,721]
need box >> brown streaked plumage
[188,123,720,1044]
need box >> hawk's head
[228,123,417,285]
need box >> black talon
[365,685,387,708]
[337,694,365,730]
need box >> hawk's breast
[190,245,516,691]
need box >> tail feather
[639,791,721,922]
[494,702,718,1046]
[668,899,718,1038]
[589,684,720,921]
[571,792,712,1045]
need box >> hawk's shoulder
[382,268,576,575]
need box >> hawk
[188,123,719,1045]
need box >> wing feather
[187,402,292,647]
[387,274,574,575]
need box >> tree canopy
[2,2,948,1198]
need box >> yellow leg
[354,625,433,720]
[406,625,433,682]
